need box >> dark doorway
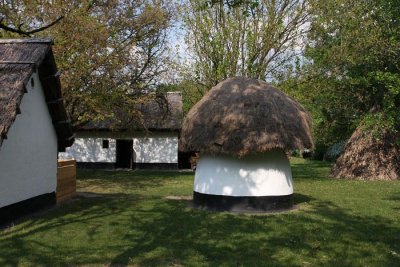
[116,139,134,169]
[178,152,192,169]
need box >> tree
[204,0,260,9]
[307,0,399,141]
[157,79,206,115]
[0,0,67,37]
[0,16,63,36]
[181,0,309,89]
[0,0,174,129]
[281,0,400,163]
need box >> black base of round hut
[193,191,293,212]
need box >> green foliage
[324,141,347,162]
[279,0,400,152]
[157,80,206,115]
[0,0,174,129]
[203,0,259,9]
[362,71,400,135]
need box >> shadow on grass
[385,192,400,211]
[293,193,314,205]
[78,169,191,181]
[291,159,332,181]
[108,199,400,266]
[1,192,397,266]
[0,193,141,266]
[1,166,399,266]
[385,193,400,201]
[77,169,192,191]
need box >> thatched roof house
[0,39,74,151]
[0,39,74,222]
[180,77,313,212]
[331,127,400,180]
[59,92,183,169]
[180,77,313,157]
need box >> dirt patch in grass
[165,195,193,201]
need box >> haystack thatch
[0,39,74,151]
[331,127,400,180]
[81,92,183,132]
[180,77,313,157]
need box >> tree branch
[0,16,64,36]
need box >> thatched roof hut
[331,127,400,180]
[0,39,74,151]
[180,77,313,212]
[180,77,313,157]
[59,92,182,170]
[0,39,74,221]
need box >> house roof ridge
[0,38,53,44]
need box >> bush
[311,143,328,160]
[301,149,313,159]
[290,150,301,157]
[324,141,347,162]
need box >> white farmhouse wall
[59,137,116,163]
[133,132,178,163]
[194,149,293,197]
[59,131,178,164]
[0,73,58,208]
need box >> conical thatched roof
[331,127,400,180]
[180,77,313,157]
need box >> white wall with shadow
[0,72,58,208]
[59,138,116,163]
[133,132,178,163]
[194,149,293,197]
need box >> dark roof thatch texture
[0,39,74,152]
[180,77,313,157]
[138,92,182,131]
[81,92,182,131]
[331,127,400,180]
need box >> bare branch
[0,16,64,36]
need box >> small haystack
[331,127,400,180]
[180,77,313,212]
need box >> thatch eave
[180,77,313,157]
[0,38,74,152]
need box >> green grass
[1,158,399,266]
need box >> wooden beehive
[56,159,76,203]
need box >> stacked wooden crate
[56,159,76,203]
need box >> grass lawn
[0,158,399,266]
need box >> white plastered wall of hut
[194,149,293,197]
[0,73,58,208]
[133,132,178,163]
[59,132,178,164]
[59,137,117,163]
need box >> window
[102,139,109,149]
